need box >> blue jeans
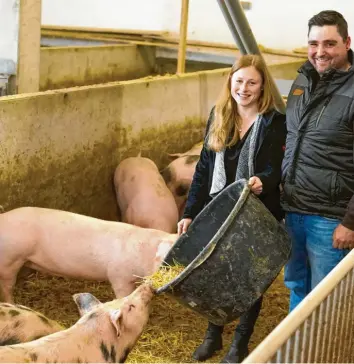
[284,213,349,312]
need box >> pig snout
[128,283,154,305]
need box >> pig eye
[128,304,135,312]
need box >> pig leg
[0,260,24,303]
[112,282,137,299]
[0,272,18,303]
[108,270,137,299]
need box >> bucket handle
[156,179,251,295]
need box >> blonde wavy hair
[207,54,276,152]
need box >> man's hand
[333,224,354,249]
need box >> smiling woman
[230,66,263,136]
[176,54,287,363]
[231,67,263,108]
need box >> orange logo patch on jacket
[292,88,304,96]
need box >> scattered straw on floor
[14,271,289,363]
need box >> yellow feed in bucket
[143,262,185,290]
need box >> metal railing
[243,249,354,363]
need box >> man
[282,10,354,312]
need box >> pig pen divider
[155,179,292,326]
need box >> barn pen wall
[0,69,227,220]
[39,44,157,91]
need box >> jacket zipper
[315,98,331,128]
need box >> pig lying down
[0,207,178,303]
[0,283,153,363]
[114,156,179,233]
[0,303,64,346]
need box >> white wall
[0,0,19,74]
[41,0,354,51]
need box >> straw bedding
[14,270,288,363]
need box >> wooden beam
[177,0,189,74]
[17,0,42,93]
[40,28,307,59]
[41,25,173,38]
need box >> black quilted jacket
[282,51,354,228]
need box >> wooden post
[177,0,189,74]
[17,0,42,93]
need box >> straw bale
[14,271,288,363]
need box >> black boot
[192,322,224,361]
[221,296,263,363]
[220,333,249,363]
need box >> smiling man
[281,10,354,312]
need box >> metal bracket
[0,74,10,96]
[0,59,16,96]
[240,1,252,11]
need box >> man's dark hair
[308,10,348,41]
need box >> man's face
[308,25,350,74]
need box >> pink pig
[161,154,200,219]
[0,207,177,303]
[0,303,64,346]
[114,157,179,233]
[0,283,154,363]
[167,142,203,159]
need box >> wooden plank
[177,0,189,74]
[42,25,175,38]
[41,28,307,59]
[18,0,41,93]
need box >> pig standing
[114,157,179,233]
[161,143,202,219]
[0,207,178,303]
[0,283,153,363]
[167,142,203,159]
[0,303,64,346]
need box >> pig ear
[73,293,102,316]
[109,309,123,337]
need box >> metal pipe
[218,0,286,113]
[224,0,260,55]
[216,0,247,54]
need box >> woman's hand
[177,218,192,236]
[248,176,263,195]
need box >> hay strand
[142,262,185,290]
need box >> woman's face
[230,66,263,108]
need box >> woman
[177,54,286,363]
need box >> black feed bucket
[156,179,291,326]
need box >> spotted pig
[0,283,153,363]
